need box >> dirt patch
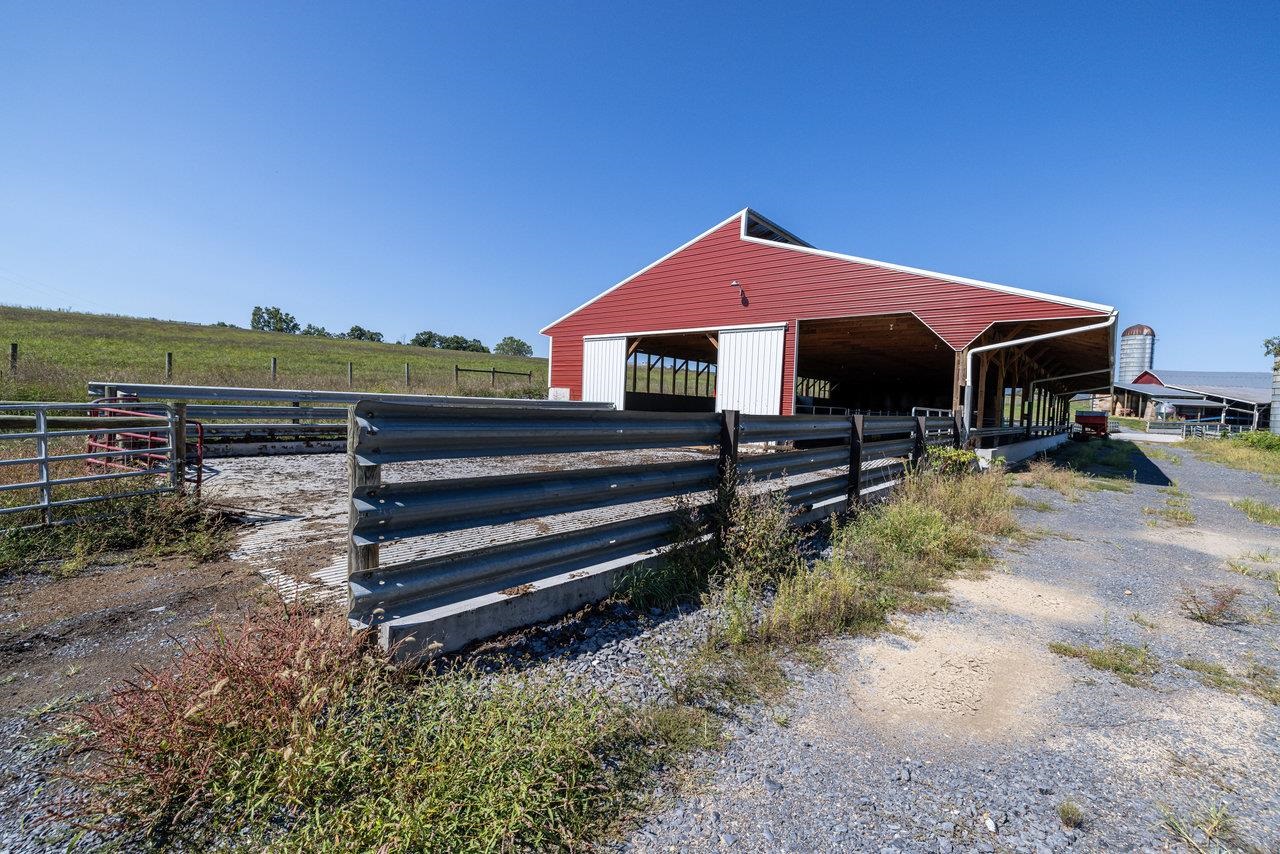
[1138,526,1275,563]
[0,555,268,718]
[949,571,1102,624]
[838,625,1067,749]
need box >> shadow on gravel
[1042,438,1174,488]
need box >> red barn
[542,210,1117,430]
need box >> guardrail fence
[0,402,189,527]
[85,382,609,456]
[346,403,962,652]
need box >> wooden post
[1021,380,1032,439]
[952,413,964,449]
[8,342,17,374]
[951,348,966,415]
[404,362,411,388]
[347,406,381,602]
[454,365,460,387]
[491,367,496,388]
[974,353,989,430]
[172,402,187,493]
[270,356,277,382]
[165,351,173,380]
[347,361,354,388]
[847,414,864,507]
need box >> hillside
[0,305,547,402]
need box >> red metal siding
[546,215,1107,407]
[1132,371,1162,385]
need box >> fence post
[172,402,187,493]
[404,362,410,388]
[347,406,381,594]
[270,356,278,382]
[491,367,497,387]
[847,413,864,507]
[8,342,16,374]
[454,365,459,387]
[165,351,173,380]
[347,361,354,388]
[912,415,928,468]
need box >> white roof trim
[540,210,750,334]
[543,209,1115,335]
[584,321,786,340]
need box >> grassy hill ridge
[0,305,546,402]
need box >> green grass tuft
[1231,497,1280,527]
[1048,639,1160,687]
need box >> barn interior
[794,315,953,415]
[622,332,719,412]
[795,314,1114,429]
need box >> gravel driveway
[616,441,1280,853]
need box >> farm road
[622,442,1280,852]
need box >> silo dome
[1122,324,1156,337]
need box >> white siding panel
[716,325,785,414]
[581,336,627,409]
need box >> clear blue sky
[2,2,1276,369]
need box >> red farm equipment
[1073,410,1109,441]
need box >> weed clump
[1047,639,1160,687]
[1231,497,1280,527]
[1057,800,1086,828]
[1177,584,1247,626]
[762,464,1017,645]
[0,495,232,577]
[55,608,718,852]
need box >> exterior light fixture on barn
[541,209,1117,436]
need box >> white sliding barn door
[581,336,627,409]
[715,325,786,414]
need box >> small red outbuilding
[542,210,1116,429]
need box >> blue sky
[1,1,1276,369]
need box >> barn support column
[951,349,967,414]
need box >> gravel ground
[4,438,1278,851]
[611,440,1280,853]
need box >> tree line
[241,306,533,357]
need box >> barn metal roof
[1139,370,1273,405]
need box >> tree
[1265,336,1280,363]
[250,306,300,334]
[410,330,442,348]
[300,324,333,337]
[345,325,384,343]
[439,335,488,353]
[494,336,533,357]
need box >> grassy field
[0,305,547,401]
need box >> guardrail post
[714,409,741,548]
[347,406,381,589]
[847,413,864,507]
[172,402,187,493]
[911,415,928,468]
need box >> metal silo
[1117,324,1156,383]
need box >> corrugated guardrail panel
[350,404,955,628]
[353,402,722,463]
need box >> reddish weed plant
[55,607,381,843]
